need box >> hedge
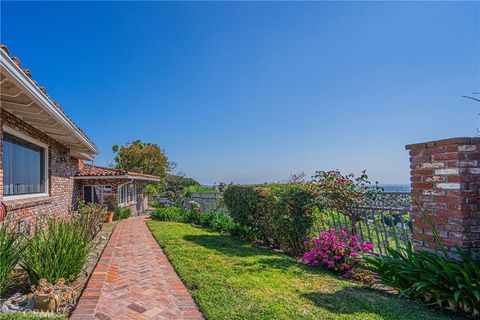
[223,184,316,256]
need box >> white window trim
[2,126,49,201]
[118,182,137,207]
[118,183,127,206]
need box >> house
[75,164,159,213]
[0,45,158,229]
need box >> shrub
[309,170,379,227]
[223,185,259,229]
[223,185,278,245]
[150,207,185,222]
[230,224,259,242]
[0,221,28,295]
[21,218,95,284]
[362,202,480,317]
[224,184,317,251]
[273,186,316,256]
[74,201,106,238]
[154,197,176,208]
[114,207,131,220]
[302,226,374,282]
[193,211,236,233]
[144,183,158,199]
[150,207,238,235]
[363,243,480,317]
[311,208,331,235]
[103,194,118,212]
[207,212,237,233]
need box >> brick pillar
[406,137,480,254]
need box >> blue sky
[1,1,479,185]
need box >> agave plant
[364,243,480,316]
[363,203,480,317]
[0,221,28,295]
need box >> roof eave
[74,175,160,182]
[0,49,99,156]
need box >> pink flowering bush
[302,226,375,282]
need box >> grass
[0,312,65,320]
[147,221,459,320]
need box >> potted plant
[103,194,117,223]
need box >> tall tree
[112,140,168,183]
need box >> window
[2,129,48,199]
[128,184,137,203]
[83,185,112,205]
[118,184,127,205]
[118,183,136,205]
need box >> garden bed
[0,221,118,318]
[147,221,459,320]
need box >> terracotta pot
[105,211,114,223]
[34,294,59,312]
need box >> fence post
[405,137,480,254]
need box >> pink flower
[302,227,375,282]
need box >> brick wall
[0,109,80,230]
[406,137,480,253]
[76,179,148,214]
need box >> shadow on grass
[183,234,274,258]
[302,287,456,320]
[182,234,330,276]
[303,287,389,316]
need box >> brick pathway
[70,217,204,320]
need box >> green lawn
[147,221,458,320]
[0,312,65,320]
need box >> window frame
[83,185,112,205]
[118,183,127,206]
[118,183,136,206]
[128,184,137,203]
[2,126,49,201]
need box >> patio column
[406,137,480,254]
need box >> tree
[309,170,379,228]
[162,174,200,200]
[288,172,306,184]
[112,140,168,183]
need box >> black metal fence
[326,192,413,254]
[182,190,413,254]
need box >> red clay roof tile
[77,164,159,180]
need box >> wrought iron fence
[326,192,413,254]
[183,192,225,212]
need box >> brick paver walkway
[70,217,204,320]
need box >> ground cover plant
[147,221,456,320]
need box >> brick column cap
[406,137,480,150]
